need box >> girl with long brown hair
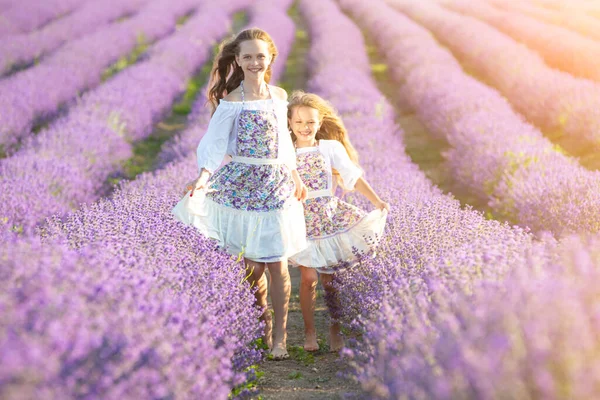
[172,29,308,360]
[287,91,389,352]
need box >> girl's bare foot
[329,323,344,352]
[270,339,289,360]
[303,330,319,352]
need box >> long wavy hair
[207,28,278,114]
[287,91,361,188]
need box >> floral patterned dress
[172,83,307,262]
[288,140,387,273]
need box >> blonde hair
[287,91,360,187]
[207,28,278,114]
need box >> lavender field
[1,0,600,398]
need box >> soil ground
[255,267,362,399]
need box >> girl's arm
[327,141,389,211]
[196,103,236,173]
[291,169,308,202]
[354,177,390,211]
[186,103,236,196]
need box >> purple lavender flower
[0,0,151,75]
[385,0,600,157]
[0,0,203,148]
[341,0,600,236]
[442,0,600,82]
[0,0,89,38]
[487,0,600,42]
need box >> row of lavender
[440,0,600,82]
[0,0,89,38]
[378,0,600,160]
[302,0,600,398]
[0,0,199,149]
[0,0,237,238]
[531,0,600,18]
[487,0,600,41]
[1,235,260,399]
[357,0,600,236]
[1,1,295,398]
[0,0,15,12]
[0,0,151,75]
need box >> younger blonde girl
[287,91,388,352]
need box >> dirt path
[253,3,361,397]
[255,267,361,399]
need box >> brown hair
[207,28,278,114]
[287,91,360,187]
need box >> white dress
[172,85,307,262]
[289,140,387,273]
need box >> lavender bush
[0,0,150,75]
[487,0,600,41]
[346,231,600,399]
[1,226,261,398]
[0,0,201,148]
[530,0,600,18]
[383,0,600,158]
[346,0,600,235]
[0,0,17,12]
[441,0,600,82]
[0,0,89,38]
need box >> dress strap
[240,80,245,108]
[239,80,278,123]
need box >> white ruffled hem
[289,208,388,273]
[172,190,307,262]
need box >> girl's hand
[185,169,211,197]
[355,177,388,212]
[293,178,308,202]
[297,182,308,202]
[291,169,307,202]
[373,199,390,211]
[184,178,202,196]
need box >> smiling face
[235,39,272,81]
[289,106,322,147]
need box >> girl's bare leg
[321,273,344,352]
[265,260,291,359]
[299,266,319,351]
[245,259,271,349]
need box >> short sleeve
[196,103,237,173]
[328,140,362,190]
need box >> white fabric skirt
[172,189,307,262]
[289,195,387,273]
